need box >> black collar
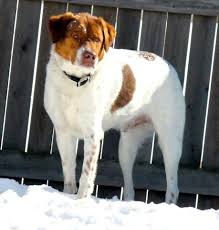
[63,71,91,87]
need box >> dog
[44,12,185,204]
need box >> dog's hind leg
[157,129,183,204]
[149,65,185,204]
[55,128,78,194]
[119,124,153,201]
[152,113,184,204]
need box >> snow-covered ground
[0,178,219,230]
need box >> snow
[0,178,219,230]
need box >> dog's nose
[81,50,96,67]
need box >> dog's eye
[87,37,100,42]
[73,34,80,40]
[92,37,100,42]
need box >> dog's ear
[98,17,116,51]
[48,12,75,43]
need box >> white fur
[44,46,185,203]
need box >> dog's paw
[165,188,179,204]
[75,192,86,199]
[123,188,134,201]
[75,189,89,199]
[76,184,94,199]
[63,183,77,194]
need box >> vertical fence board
[198,24,219,210]
[150,13,191,205]
[101,130,120,161]
[69,3,91,13]
[202,28,219,170]
[0,0,17,140]
[93,6,116,25]
[164,13,191,85]
[181,15,216,166]
[115,8,141,50]
[3,0,41,150]
[140,11,166,56]
[28,2,66,154]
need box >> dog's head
[49,12,116,77]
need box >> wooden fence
[1,0,219,210]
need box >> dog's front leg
[77,130,102,199]
[55,128,78,194]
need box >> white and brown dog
[44,12,185,204]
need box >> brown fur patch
[171,192,175,199]
[124,115,151,131]
[55,37,79,63]
[49,12,75,43]
[86,157,92,169]
[133,115,151,127]
[138,51,155,61]
[84,168,89,176]
[111,64,136,112]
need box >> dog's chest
[52,88,102,136]
[62,94,84,123]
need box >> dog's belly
[102,104,152,132]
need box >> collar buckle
[77,75,91,87]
